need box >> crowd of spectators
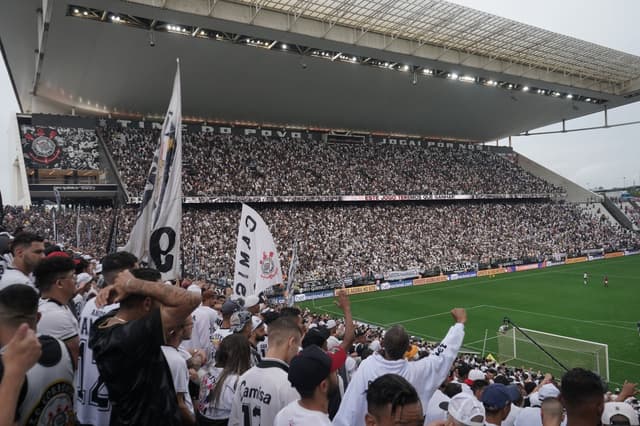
[3,201,638,284]
[101,127,563,197]
[21,126,101,170]
[1,243,637,426]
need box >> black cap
[302,326,330,348]
[288,345,331,393]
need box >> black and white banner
[233,204,283,298]
[122,62,182,280]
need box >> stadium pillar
[508,136,512,148]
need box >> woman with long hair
[197,334,251,425]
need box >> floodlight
[566,94,573,99]
[82,11,88,16]
[459,75,475,83]
[449,73,459,80]
[585,98,591,102]
[522,86,529,92]
[282,44,288,49]
[402,65,409,71]
[73,8,79,14]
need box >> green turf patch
[300,255,640,386]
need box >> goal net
[497,326,609,382]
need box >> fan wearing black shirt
[89,268,201,426]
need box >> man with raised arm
[89,269,201,426]
[333,308,466,426]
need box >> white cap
[326,319,337,329]
[251,316,264,332]
[538,384,560,401]
[528,392,540,407]
[308,323,318,329]
[244,294,260,308]
[76,272,93,288]
[187,283,202,294]
[440,392,486,426]
[469,369,485,381]
[602,402,639,426]
[95,263,103,274]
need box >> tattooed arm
[97,269,201,334]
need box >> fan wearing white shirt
[0,232,45,289]
[34,254,80,370]
[333,308,466,426]
[228,317,301,426]
[274,344,345,426]
[163,312,197,426]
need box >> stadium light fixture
[423,69,433,75]
[585,98,591,102]
[448,73,459,80]
[566,94,573,99]
[83,11,88,16]
[282,43,288,49]
[522,86,530,92]
[459,75,475,83]
[507,84,513,89]
[402,65,409,71]
[73,8,79,14]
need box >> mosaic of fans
[101,127,564,197]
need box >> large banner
[233,204,283,298]
[122,62,182,281]
[20,126,100,169]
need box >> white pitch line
[483,305,637,331]
[388,305,487,327]
[610,358,640,367]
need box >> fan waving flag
[122,60,182,280]
[233,204,283,298]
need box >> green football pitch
[300,255,640,386]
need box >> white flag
[233,204,283,298]
[122,61,182,280]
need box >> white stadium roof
[2,0,640,140]
[130,0,640,93]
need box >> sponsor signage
[448,271,477,281]
[389,279,414,289]
[413,275,447,286]
[624,250,640,256]
[544,260,566,267]
[565,256,588,264]
[604,252,624,259]
[515,263,542,272]
[588,254,604,261]
[337,284,377,296]
[477,268,508,277]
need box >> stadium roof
[2,0,640,141]
[184,0,640,89]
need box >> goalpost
[497,326,609,382]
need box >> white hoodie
[333,323,465,426]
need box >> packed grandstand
[2,1,640,424]
[4,121,639,287]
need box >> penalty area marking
[483,305,637,332]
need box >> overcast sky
[448,0,640,190]
[1,1,639,190]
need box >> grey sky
[449,0,640,190]
[1,1,639,191]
